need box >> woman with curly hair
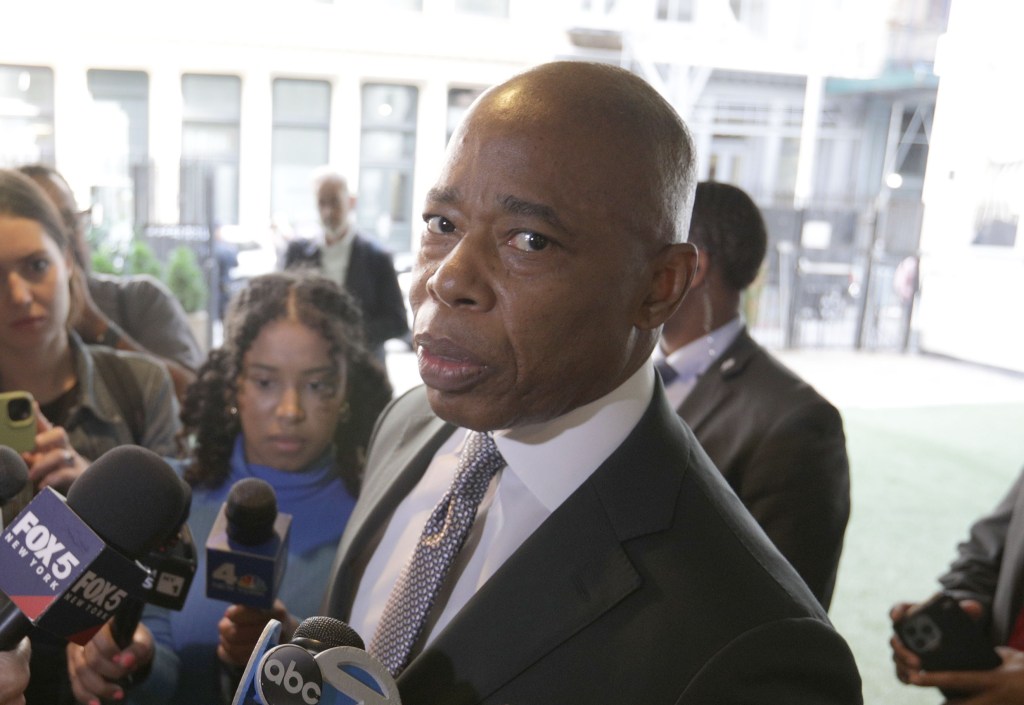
[67,270,393,705]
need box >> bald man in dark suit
[323,63,861,704]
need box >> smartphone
[0,391,36,453]
[895,592,1001,696]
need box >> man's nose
[423,233,496,312]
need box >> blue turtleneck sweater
[130,436,357,705]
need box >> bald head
[456,61,698,248]
[313,168,354,240]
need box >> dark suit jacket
[284,233,409,355]
[677,330,850,608]
[939,467,1024,645]
[323,383,862,704]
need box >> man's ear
[691,247,711,289]
[635,242,698,330]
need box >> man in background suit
[655,181,850,608]
[323,61,862,704]
[285,169,409,362]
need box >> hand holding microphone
[66,618,155,705]
[219,598,298,667]
[0,636,30,705]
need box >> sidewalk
[774,348,1024,409]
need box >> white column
[239,68,273,229]
[148,66,182,225]
[793,73,823,209]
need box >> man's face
[409,104,661,431]
[317,178,353,238]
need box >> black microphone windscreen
[225,478,277,545]
[66,445,188,559]
[178,479,193,524]
[293,616,365,651]
[0,446,28,503]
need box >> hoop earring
[228,405,238,417]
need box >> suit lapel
[398,388,688,703]
[678,330,757,431]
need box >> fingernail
[112,653,121,665]
[114,690,125,701]
[89,699,100,705]
[120,652,136,669]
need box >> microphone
[104,481,196,703]
[0,446,28,503]
[0,445,188,649]
[206,478,292,610]
[110,479,196,649]
[0,446,29,531]
[232,616,400,705]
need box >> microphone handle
[102,595,146,704]
[110,595,145,649]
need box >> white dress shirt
[348,361,656,650]
[320,228,355,287]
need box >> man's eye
[507,231,550,252]
[425,216,456,234]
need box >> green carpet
[829,402,1024,704]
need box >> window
[271,78,331,228]
[0,65,54,167]
[87,69,150,231]
[180,74,241,226]
[972,160,1022,248]
[358,83,418,254]
[657,0,693,22]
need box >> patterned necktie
[369,431,506,676]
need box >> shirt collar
[480,361,655,512]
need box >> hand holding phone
[895,593,1001,698]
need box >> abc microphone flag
[233,616,400,705]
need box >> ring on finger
[63,450,74,467]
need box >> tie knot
[451,432,505,500]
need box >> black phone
[896,593,1001,697]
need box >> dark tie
[369,431,506,676]
[656,359,679,385]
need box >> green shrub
[90,246,119,275]
[165,246,208,313]
[125,240,164,279]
